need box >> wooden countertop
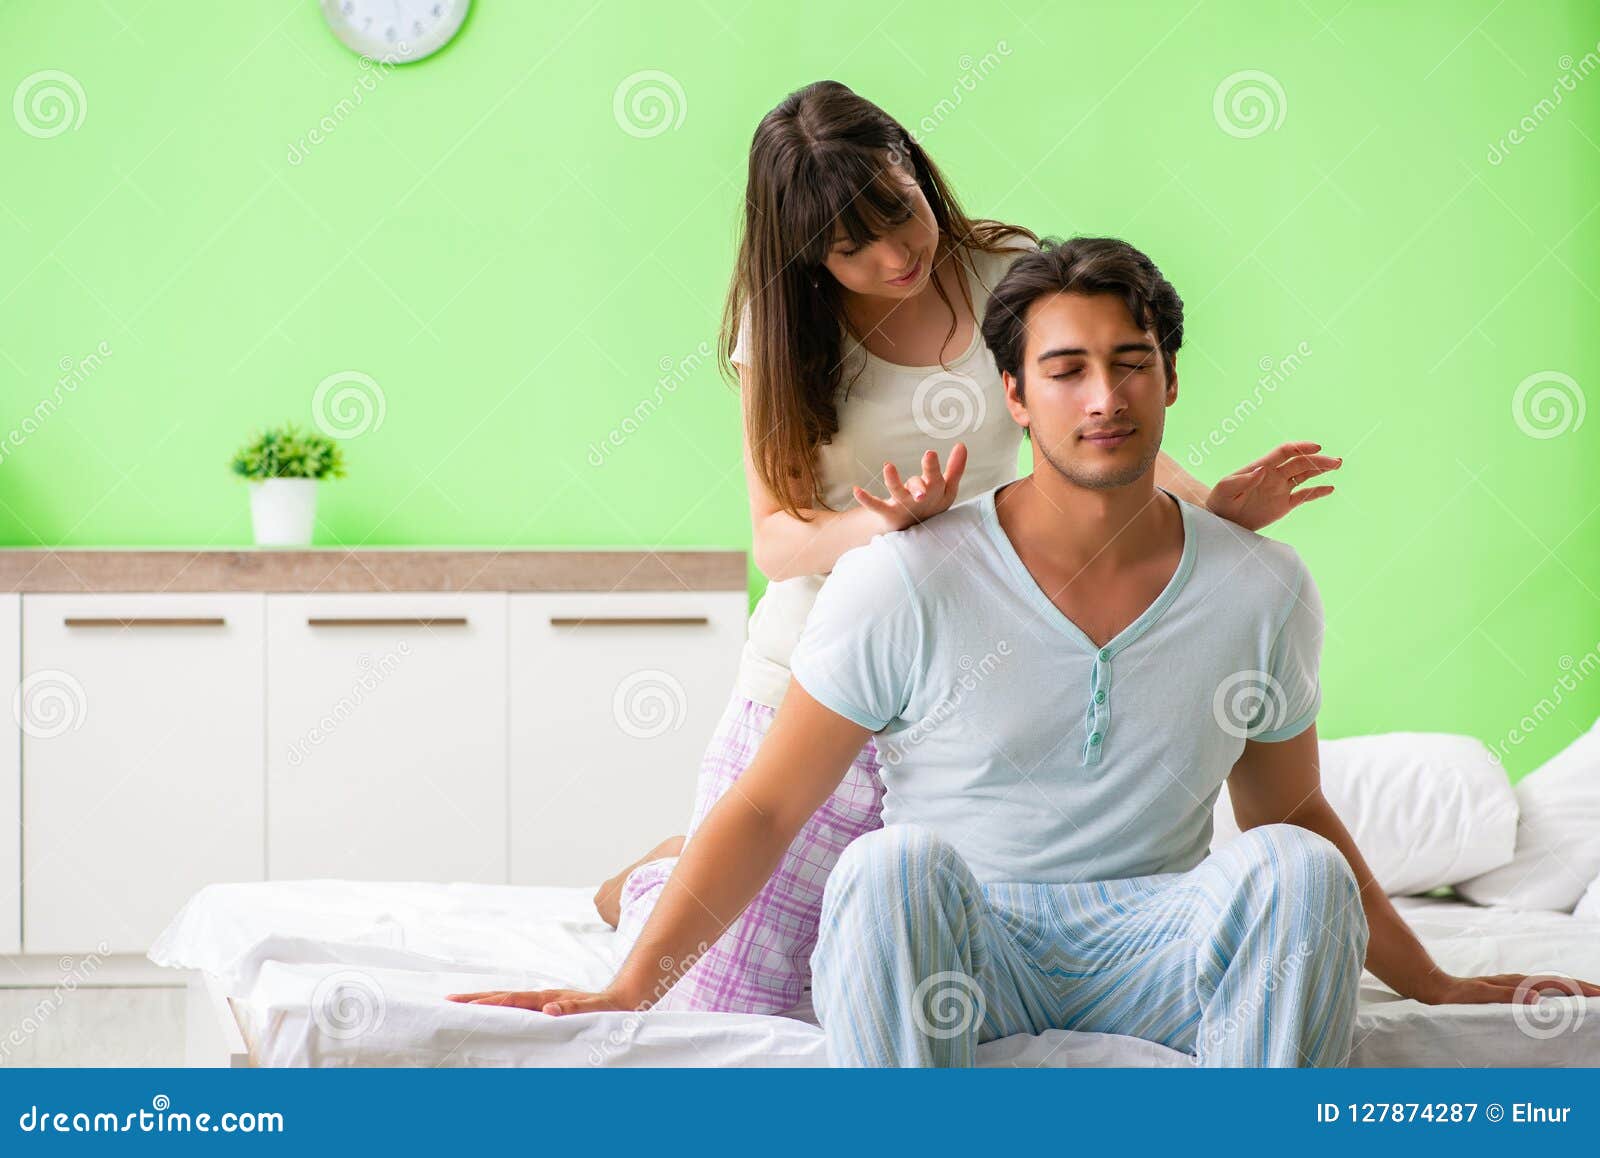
[0,548,748,593]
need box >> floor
[0,987,187,1067]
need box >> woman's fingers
[1213,464,1266,500]
[882,462,917,510]
[852,486,900,519]
[1264,441,1324,468]
[941,442,968,493]
[1288,484,1335,507]
[1237,441,1321,475]
[1279,453,1343,486]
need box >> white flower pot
[248,478,319,546]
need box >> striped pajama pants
[810,821,1370,1067]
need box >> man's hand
[1206,441,1341,531]
[445,987,635,1015]
[1406,970,1600,1006]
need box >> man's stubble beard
[1029,425,1164,492]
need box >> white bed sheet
[149,881,1600,1068]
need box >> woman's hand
[1206,441,1341,532]
[852,444,968,533]
[1406,970,1600,1006]
[445,986,635,1016]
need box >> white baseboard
[0,954,186,988]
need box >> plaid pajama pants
[616,693,886,1014]
[810,821,1370,1067]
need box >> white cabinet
[509,592,747,886]
[265,594,508,883]
[0,595,18,954]
[21,594,265,954]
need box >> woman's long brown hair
[722,80,1036,519]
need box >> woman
[471,80,1337,1016]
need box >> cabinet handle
[64,617,226,628]
[549,616,709,627]
[307,617,469,627]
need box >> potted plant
[230,423,346,546]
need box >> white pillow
[1456,718,1600,912]
[1212,733,1518,896]
[1576,874,1600,922]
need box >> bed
[150,878,1600,1067]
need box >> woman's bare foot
[592,834,686,928]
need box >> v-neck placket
[981,485,1197,767]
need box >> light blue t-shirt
[789,483,1323,886]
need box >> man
[451,237,1599,1065]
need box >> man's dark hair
[980,236,1185,397]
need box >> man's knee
[1229,824,1369,945]
[821,824,969,935]
[831,823,957,888]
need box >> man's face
[1002,292,1177,491]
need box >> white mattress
[149,880,1600,1067]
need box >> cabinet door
[509,592,747,886]
[0,595,18,954]
[266,593,507,883]
[21,594,265,954]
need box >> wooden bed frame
[185,973,251,1068]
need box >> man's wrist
[1396,963,1455,1004]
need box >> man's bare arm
[1227,725,1600,1006]
[448,680,871,1013]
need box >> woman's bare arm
[1153,450,1212,506]
[741,365,967,581]
[1159,442,1343,531]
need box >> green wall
[2,1,1596,776]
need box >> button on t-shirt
[790,485,1323,886]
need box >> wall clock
[319,0,471,63]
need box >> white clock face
[320,0,471,64]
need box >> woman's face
[818,166,940,301]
